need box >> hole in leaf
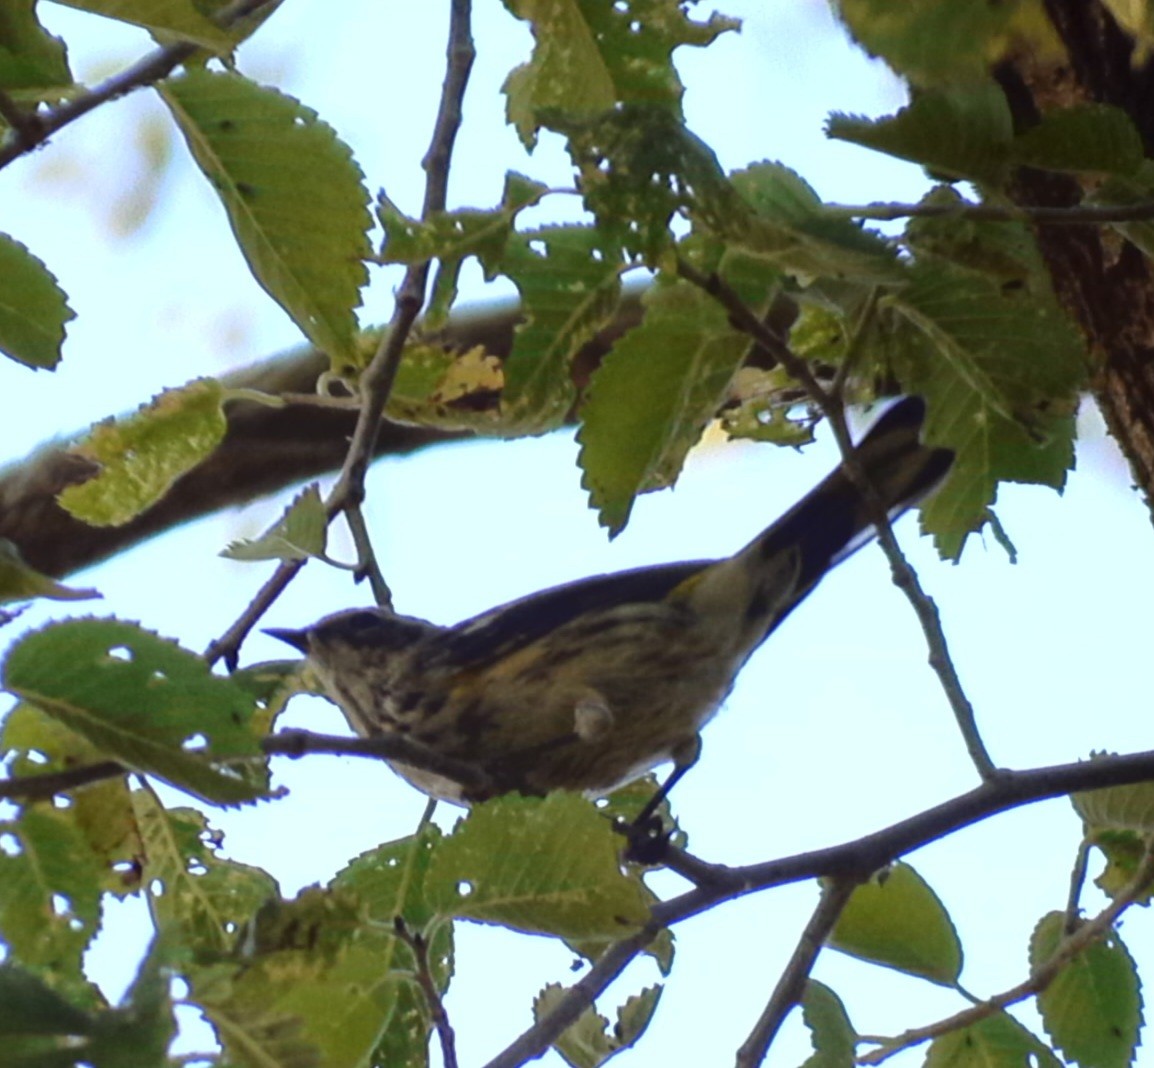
[148,670,168,685]
[26,750,47,765]
[187,860,208,876]
[170,976,190,999]
[0,833,21,856]
[528,239,546,255]
[106,645,133,662]
[182,733,208,752]
[68,918,84,931]
[149,878,165,897]
[456,880,473,898]
[51,893,70,916]
[52,794,72,809]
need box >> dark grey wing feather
[439,559,711,665]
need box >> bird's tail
[747,396,953,594]
[678,397,953,653]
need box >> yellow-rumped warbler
[268,397,952,809]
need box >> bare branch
[735,877,861,1068]
[0,727,496,803]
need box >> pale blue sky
[2,3,1151,1066]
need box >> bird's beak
[264,627,310,654]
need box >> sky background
[2,2,1152,1065]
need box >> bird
[266,396,952,814]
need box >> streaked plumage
[268,397,952,805]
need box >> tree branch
[477,748,1154,1068]
[735,877,861,1068]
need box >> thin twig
[206,0,475,664]
[823,198,1154,225]
[1064,838,1091,934]
[0,727,495,802]
[0,0,280,170]
[859,844,1154,1065]
[677,261,997,779]
[265,728,494,795]
[735,876,861,1068]
[327,0,475,523]
[394,918,459,1068]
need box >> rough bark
[1000,0,1154,509]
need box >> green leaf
[1082,829,1154,901]
[905,186,1049,287]
[0,961,95,1038]
[0,539,99,604]
[828,863,963,985]
[501,225,625,433]
[0,806,103,988]
[332,824,444,929]
[924,1011,1062,1068]
[0,234,74,369]
[159,69,371,370]
[0,947,176,1068]
[427,793,650,939]
[0,1,70,89]
[577,277,754,535]
[1091,160,1154,261]
[3,618,268,804]
[385,341,505,432]
[221,483,328,563]
[57,378,227,527]
[560,104,741,260]
[827,85,1014,186]
[501,0,738,146]
[133,785,277,952]
[379,171,547,329]
[191,883,421,1068]
[800,980,857,1068]
[333,827,453,1067]
[833,0,1050,87]
[2,702,142,896]
[53,0,232,52]
[535,981,662,1068]
[880,260,1086,558]
[1012,103,1143,175]
[1073,762,1154,836]
[1030,911,1143,1068]
[728,162,901,281]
